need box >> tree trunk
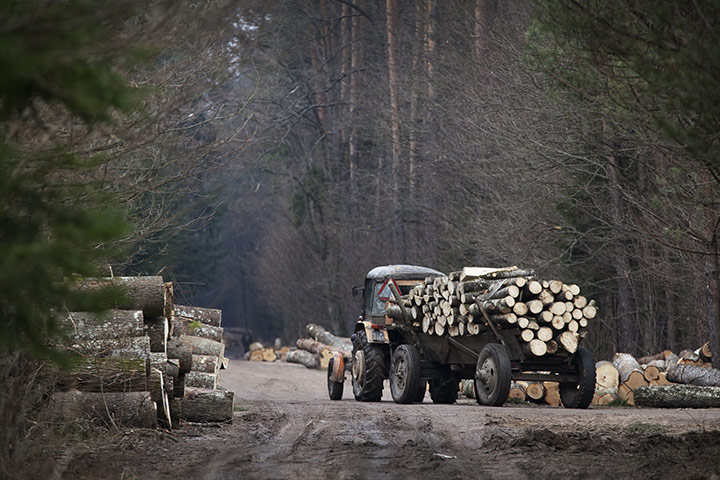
[74,276,166,318]
[173,305,222,327]
[61,310,144,341]
[182,387,234,423]
[634,385,720,408]
[50,390,157,428]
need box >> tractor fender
[355,320,390,344]
[329,351,345,382]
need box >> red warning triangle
[377,278,399,300]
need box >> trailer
[327,264,596,408]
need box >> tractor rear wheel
[351,330,385,402]
[327,357,344,401]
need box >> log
[613,353,646,385]
[538,289,555,306]
[163,282,174,319]
[55,357,148,393]
[618,383,635,405]
[181,335,224,358]
[461,379,475,399]
[171,317,224,343]
[557,331,578,354]
[50,390,157,428]
[173,305,222,327]
[636,350,673,365]
[145,317,168,353]
[306,323,353,351]
[508,382,527,402]
[68,336,151,360]
[192,354,221,375]
[592,387,618,406]
[285,349,320,369]
[185,371,218,389]
[61,310,144,341]
[666,364,720,387]
[525,382,545,402]
[512,302,529,316]
[643,365,661,382]
[543,381,561,407]
[545,340,559,355]
[526,281,542,295]
[167,337,193,375]
[74,276,166,318]
[537,327,553,342]
[182,387,234,423]
[525,300,543,315]
[456,279,491,296]
[634,385,720,408]
[523,339,547,357]
[249,350,264,362]
[520,329,535,342]
[595,361,620,389]
[573,296,588,309]
[149,352,167,375]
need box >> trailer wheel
[352,330,385,402]
[429,375,458,404]
[327,357,344,401]
[560,347,596,409]
[390,344,422,404]
[474,343,511,406]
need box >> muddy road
[65,359,720,479]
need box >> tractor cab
[357,264,443,332]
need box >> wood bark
[62,310,144,341]
[167,337,193,375]
[173,305,222,327]
[145,317,168,353]
[74,276,166,318]
[285,349,321,369]
[296,338,351,361]
[172,316,224,342]
[666,364,720,387]
[181,335,224,358]
[51,390,157,428]
[185,371,218,389]
[68,336,150,360]
[182,387,234,423]
[192,354,221,375]
[634,385,720,408]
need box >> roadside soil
[61,359,720,480]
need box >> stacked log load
[52,277,233,428]
[388,266,597,358]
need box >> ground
[61,359,720,480]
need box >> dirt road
[64,359,720,480]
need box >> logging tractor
[326,264,596,408]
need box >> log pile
[53,277,233,428]
[591,343,716,407]
[390,266,596,358]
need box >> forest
[3,0,720,365]
[1,2,719,472]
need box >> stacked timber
[53,278,233,427]
[591,344,715,407]
[172,305,234,423]
[389,266,597,358]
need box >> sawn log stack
[54,276,233,428]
